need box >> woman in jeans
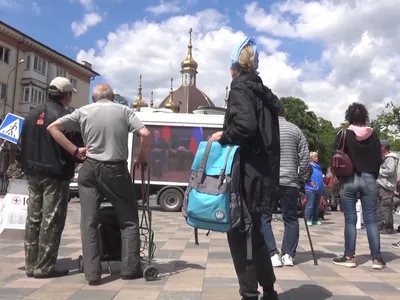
[305,152,324,226]
[332,103,385,269]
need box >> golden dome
[181,28,198,73]
[164,77,177,112]
[131,74,148,109]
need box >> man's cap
[48,77,77,93]
[381,140,390,147]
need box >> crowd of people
[12,36,400,300]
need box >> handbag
[330,129,354,177]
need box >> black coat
[220,73,280,213]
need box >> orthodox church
[131,29,226,113]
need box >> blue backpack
[182,141,253,259]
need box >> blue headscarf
[230,37,259,71]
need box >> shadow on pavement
[295,250,337,264]
[279,284,333,300]
[153,259,205,279]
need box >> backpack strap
[196,141,213,184]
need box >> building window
[56,67,67,78]
[0,83,7,99]
[22,85,46,105]
[23,86,30,103]
[33,56,47,75]
[25,55,31,70]
[0,46,10,64]
[70,78,77,90]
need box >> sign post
[0,113,26,239]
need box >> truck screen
[131,125,219,183]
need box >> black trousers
[227,212,276,299]
[78,158,141,281]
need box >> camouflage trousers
[24,176,69,276]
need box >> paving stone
[67,290,118,300]
[0,202,399,299]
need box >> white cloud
[79,0,94,11]
[243,0,400,125]
[71,12,102,37]
[146,0,183,15]
[76,1,400,126]
[32,2,40,15]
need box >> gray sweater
[278,117,310,188]
[377,152,399,191]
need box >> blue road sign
[0,113,25,144]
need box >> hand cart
[77,163,158,281]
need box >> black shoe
[26,273,33,278]
[88,279,102,286]
[262,290,279,300]
[34,269,69,278]
[372,257,386,270]
[333,255,356,268]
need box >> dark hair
[345,102,369,125]
[47,85,64,102]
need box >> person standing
[209,37,279,300]
[261,100,310,267]
[305,152,325,226]
[17,77,85,278]
[376,140,399,234]
[332,102,385,270]
[47,83,151,285]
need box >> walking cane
[298,194,318,265]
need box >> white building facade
[0,21,99,120]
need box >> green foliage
[370,102,400,151]
[113,93,129,106]
[280,99,400,168]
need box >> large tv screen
[131,125,219,184]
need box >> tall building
[0,21,99,120]
[158,28,215,113]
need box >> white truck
[127,108,224,212]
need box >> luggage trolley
[77,164,158,281]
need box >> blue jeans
[261,186,300,257]
[305,190,320,222]
[340,173,381,258]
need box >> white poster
[0,179,29,235]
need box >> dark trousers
[377,185,394,230]
[24,176,69,275]
[78,159,141,281]
[227,212,276,299]
[261,186,299,257]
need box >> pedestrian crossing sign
[0,113,25,144]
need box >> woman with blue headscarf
[209,37,280,300]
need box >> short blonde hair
[237,45,256,73]
[310,151,318,160]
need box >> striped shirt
[278,116,310,187]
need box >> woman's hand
[209,131,223,142]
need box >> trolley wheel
[143,265,158,281]
[78,255,84,273]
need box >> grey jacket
[377,152,399,191]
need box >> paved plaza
[1,201,400,300]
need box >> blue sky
[0,0,398,125]
[0,0,322,82]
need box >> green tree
[280,97,320,151]
[370,102,400,151]
[114,93,129,106]
[317,118,337,167]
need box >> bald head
[92,83,114,102]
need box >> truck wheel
[158,188,184,212]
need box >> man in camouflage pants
[17,77,85,278]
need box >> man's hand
[209,131,223,142]
[75,147,89,161]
